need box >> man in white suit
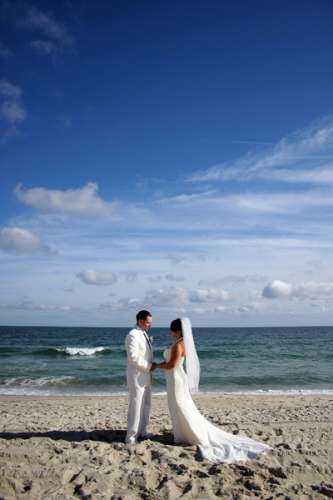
[125,310,156,444]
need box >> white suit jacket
[125,327,153,388]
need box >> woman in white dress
[152,318,271,463]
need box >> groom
[125,310,156,444]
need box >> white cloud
[262,280,294,299]
[0,227,54,254]
[15,182,117,216]
[262,280,333,300]
[3,113,333,326]
[77,270,117,286]
[189,287,229,303]
[0,79,22,99]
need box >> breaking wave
[33,346,112,357]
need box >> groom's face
[138,316,153,331]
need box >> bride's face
[169,329,182,339]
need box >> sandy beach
[0,394,332,499]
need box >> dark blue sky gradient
[1,0,333,208]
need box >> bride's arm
[155,342,184,370]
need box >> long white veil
[181,317,200,393]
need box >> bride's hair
[170,318,183,337]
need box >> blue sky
[1,0,333,326]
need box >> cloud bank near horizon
[2,115,333,325]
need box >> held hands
[150,362,158,371]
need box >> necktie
[143,331,152,349]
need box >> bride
[151,318,271,463]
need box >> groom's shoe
[125,438,137,445]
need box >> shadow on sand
[0,429,174,445]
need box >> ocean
[0,326,332,396]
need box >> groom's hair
[136,310,152,321]
[170,318,182,336]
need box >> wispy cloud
[221,189,333,214]
[199,275,268,286]
[23,5,70,43]
[1,1,74,57]
[0,299,79,312]
[15,183,117,217]
[23,3,74,59]
[0,80,21,99]
[192,301,263,315]
[99,297,141,312]
[156,186,333,217]
[262,165,333,185]
[157,190,216,205]
[0,79,26,143]
[30,39,58,55]
[143,287,188,307]
[0,100,26,123]
[189,117,333,184]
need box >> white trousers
[126,384,152,444]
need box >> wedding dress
[163,345,271,463]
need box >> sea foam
[3,376,74,387]
[56,346,110,356]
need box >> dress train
[164,348,271,463]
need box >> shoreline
[1,387,333,397]
[0,391,332,398]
